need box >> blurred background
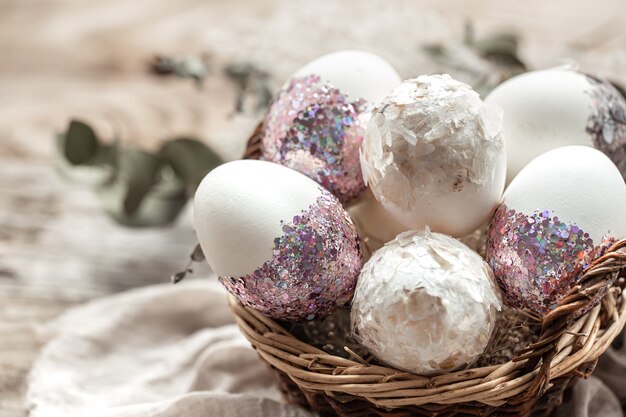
[1,0,625,415]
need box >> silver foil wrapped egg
[351,229,502,375]
[360,74,506,237]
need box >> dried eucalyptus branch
[423,21,527,96]
[224,63,273,114]
[171,244,206,284]
[149,54,212,87]
[56,119,223,227]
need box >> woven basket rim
[229,239,626,409]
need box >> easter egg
[260,50,402,203]
[351,229,502,374]
[485,68,626,181]
[193,159,362,321]
[486,146,626,313]
[347,192,408,259]
[360,74,506,237]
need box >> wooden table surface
[1,1,625,415]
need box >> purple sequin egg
[260,51,401,203]
[486,146,626,314]
[193,160,362,321]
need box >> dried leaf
[56,120,118,186]
[472,33,526,71]
[171,269,191,284]
[611,80,626,100]
[122,150,163,215]
[224,63,273,113]
[62,120,99,165]
[190,243,205,262]
[472,34,519,57]
[159,138,223,190]
[422,45,445,57]
[97,161,188,227]
[422,24,527,97]
[149,54,211,86]
[56,119,196,227]
[171,243,205,283]
[150,55,178,75]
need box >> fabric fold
[26,279,311,417]
[26,278,624,417]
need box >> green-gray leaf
[159,138,222,190]
[56,133,118,186]
[97,157,188,227]
[472,34,519,57]
[121,149,163,215]
[62,120,99,165]
[611,81,626,100]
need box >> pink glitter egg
[260,51,401,203]
[486,146,626,314]
[193,160,362,321]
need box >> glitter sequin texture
[261,75,369,203]
[487,204,614,313]
[585,74,626,179]
[219,190,362,321]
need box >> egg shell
[360,74,506,237]
[348,193,408,243]
[487,146,626,313]
[347,192,409,258]
[194,160,320,278]
[193,159,362,321]
[503,146,626,242]
[351,229,502,375]
[292,50,402,104]
[486,68,626,181]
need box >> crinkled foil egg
[193,160,362,321]
[486,68,626,181]
[351,230,502,375]
[360,74,506,237]
[260,50,402,203]
[487,146,626,314]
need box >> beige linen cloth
[26,278,624,417]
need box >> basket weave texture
[234,128,626,417]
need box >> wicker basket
[234,127,626,416]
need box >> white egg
[347,192,409,258]
[486,146,626,313]
[195,160,315,278]
[292,50,402,103]
[486,68,626,181]
[193,160,362,321]
[360,74,506,237]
